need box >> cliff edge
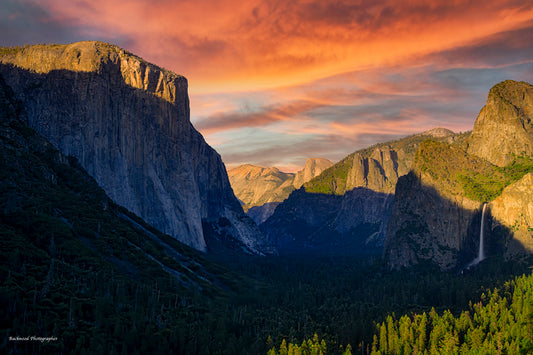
[0,41,272,254]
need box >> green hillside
[414,139,533,202]
[304,132,457,195]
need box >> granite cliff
[261,130,456,255]
[293,158,334,189]
[0,41,272,254]
[490,173,533,257]
[467,80,533,166]
[228,158,332,223]
[385,80,533,270]
[0,73,252,352]
[227,165,295,212]
[384,141,488,270]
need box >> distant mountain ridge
[0,41,273,255]
[228,164,295,211]
[303,128,457,195]
[260,128,459,255]
[228,158,333,223]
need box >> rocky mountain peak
[228,158,332,222]
[420,127,455,138]
[293,158,333,189]
[228,164,295,212]
[228,164,285,181]
[0,41,185,105]
[467,80,533,166]
[489,80,533,107]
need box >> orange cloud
[34,0,533,93]
[8,0,533,169]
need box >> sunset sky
[2,0,533,171]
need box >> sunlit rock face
[0,41,273,254]
[292,158,334,189]
[228,158,333,224]
[345,147,403,194]
[467,80,533,167]
[490,173,533,257]
[228,164,295,212]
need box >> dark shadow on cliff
[247,201,282,225]
[0,61,242,213]
[385,171,528,272]
[0,71,259,353]
[260,186,394,257]
[456,208,509,268]
[0,63,269,255]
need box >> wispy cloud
[8,0,533,91]
[3,1,533,169]
[195,99,325,135]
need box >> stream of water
[465,203,488,269]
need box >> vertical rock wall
[0,41,272,254]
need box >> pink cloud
[195,99,325,135]
[7,1,533,169]
[31,0,533,92]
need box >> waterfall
[477,203,487,261]
[464,203,488,270]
